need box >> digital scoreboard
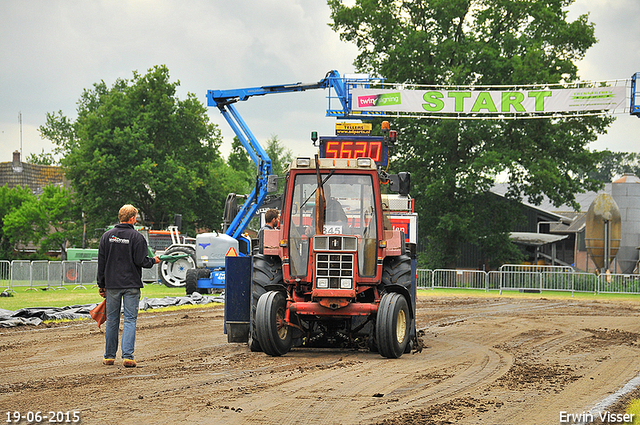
[319,136,388,167]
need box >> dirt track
[2,294,640,424]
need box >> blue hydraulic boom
[206,70,383,239]
[187,70,382,294]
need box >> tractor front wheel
[375,292,410,359]
[256,291,292,356]
[250,254,283,352]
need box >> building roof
[509,232,568,246]
[491,182,611,214]
[0,151,65,195]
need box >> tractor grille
[316,253,353,289]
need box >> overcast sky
[1,0,638,164]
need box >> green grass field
[417,287,640,302]
[2,285,639,312]
[0,284,195,311]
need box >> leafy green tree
[227,136,254,191]
[26,149,57,166]
[265,135,292,177]
[590,150,640,182]
[265,135,293,194]
[0,185,35,258]
[36,185,83,254]
[228,137,253,172]
[3,185,82,257]
[329,0,612,268]
[39,65,237,235]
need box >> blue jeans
[104,288,141,360]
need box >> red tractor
[250,126,416,358]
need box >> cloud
[0,0,637,164]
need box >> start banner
[351,86,627,115]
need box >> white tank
[195,233,239,268]
[611,173,640,274]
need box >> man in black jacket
[97,204,159,367]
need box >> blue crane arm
[208,70,343,109]
[206,70,383,238]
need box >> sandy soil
[2,294,640,424]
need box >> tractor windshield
[288,173,378,277]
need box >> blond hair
[118,204,138,223]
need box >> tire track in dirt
[4,297,640,424]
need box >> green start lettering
[528,91,552,111]
[421,89,553,113]
[502,92,526,112]
[448,92,472,112]
[471,92,498,113]
[422,91,445,111]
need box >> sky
[1,0,639,164]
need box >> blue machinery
[206,70,383,240]
[193,71,381,292]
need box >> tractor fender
[265,283,286,292]
[380,284,413,318]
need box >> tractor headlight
[316,278,329,288]
[357,158,371,167]
[297,157,311,167]
[340,278,352,289]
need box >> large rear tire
[381,255,412,292]
[256,291,292,356]
[250,254,283,352]
[376,292,410,359]
[159,245,196,288]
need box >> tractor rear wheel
[256,291,292,356]
[376,292,410,358]
[381,254,412,292]
[159,246,196,288]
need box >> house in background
[455,192,575,270]
[485,175,640,274]
[0,151,67,256]
[0,150,66,194]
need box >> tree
[39,65,241,235]
[264,135,293,194]
[228,137,253,172]
[590,150,640,182]
[227,134,293,195]
[36,185,83,254]
[329,0,612,268]
[26,149,57,166]
[227,136,254,192]
[2,185,82,257]
[0,185,35,258]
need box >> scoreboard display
[319,136,388,167]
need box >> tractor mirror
[173,214,182,231]
[389,172,411,196]
[267,175,278,193]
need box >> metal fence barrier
[417,269,433,289]
[2,260,100,291]
[2,261,640,295]
[0,260,9,292]
[598,273,640,295]
[433,269,487,290]
[417,266,640,296]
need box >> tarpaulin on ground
[0,292,224,328]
